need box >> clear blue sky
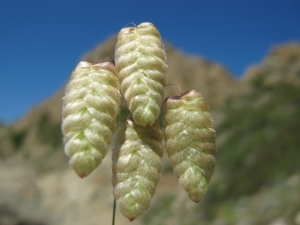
[1,0,300,123]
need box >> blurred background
[1,1,300,225]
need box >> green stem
[112,91,122,225]
[112,200,116,225]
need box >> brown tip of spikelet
[182,89,199,96]
[166,95,180,101]
[78,173,86,179]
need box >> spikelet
[62,61,120,178]
[164,90,216,203]
[112,118,163,221]
[115,22,167,127]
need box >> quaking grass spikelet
[164,90,216,203]
[115,22,167,127]
[112,119,163,221]
[62,61,120,178]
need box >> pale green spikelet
[115,22,167,127]
[62,61,120,178]
[164,90,216,203]
[112,118,163,221]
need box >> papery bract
[62,61,120,178]
[164,90,216,203]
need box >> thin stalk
[165,83,183,96]
[112,91,123,225]
[112,200,116,225]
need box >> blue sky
[0,0,300,123]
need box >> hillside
[82,36,238,106]
[1,39,300,225]
[242,42,300,87]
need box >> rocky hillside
[242,42,300,90]
[82,36,238,105]
[1,39,300,225]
